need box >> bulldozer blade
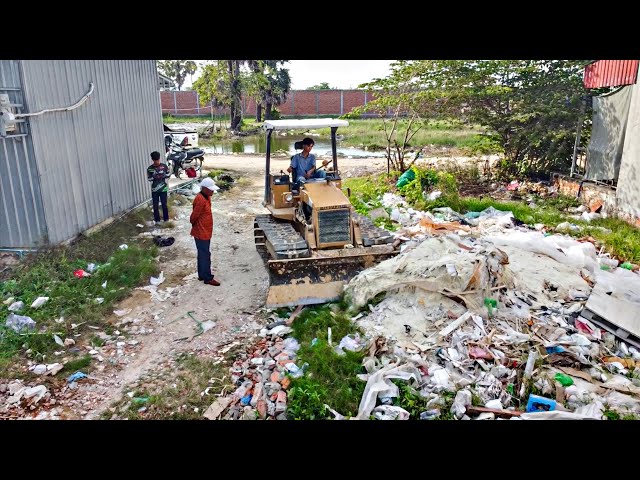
[265,245,397,308]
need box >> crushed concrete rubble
[203,325,306,420]
[202,326,304,420]
[337,202,640,420]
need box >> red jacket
[190,193,213,240]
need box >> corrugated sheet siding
[0,60,48,248]
[584,60,639,89]
[616,82,640,219]
[21,60,164,244]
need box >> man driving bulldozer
[287,137,329,184]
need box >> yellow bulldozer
[254,119,400,308]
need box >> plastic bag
[372,405,410,420]
[31,296,49,309]
[282,337,301,354]
[451,390,472,419]
[5,313,36,332]
[396,168,415,189]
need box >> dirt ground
[4,152,486,419]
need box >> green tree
[194,60,250,132]
[193,61,231,128]
[307,82,332,90]
[244,60,291,122]
[157,60,197,91]
[365,60,591,176]
[352,61,433,172]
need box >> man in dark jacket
[190,177,220,286]
[147,151,171,225]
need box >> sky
[183,60,394,90]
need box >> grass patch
[0,209,159,375]
[343,174,395,215]
[287,304,366,419]
[603,408,620,421]
[61,354,92,374]
[162,114,213,124]
[326,118,488,152]
[373,217,397,231]
[104,352,234,420]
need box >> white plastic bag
[31,296,49,309]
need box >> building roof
[158,72,175,90]
[584,60,639,89]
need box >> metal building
[0,60,164,249]
[582,60,640,222]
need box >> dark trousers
[195,238,214,281]
[152,191,169,222]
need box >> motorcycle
[164,134,205,179]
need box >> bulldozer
[254,118,400,308]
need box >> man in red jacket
[190,177,220,286]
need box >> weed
[392,381,429,419]
[90,335,105,348]
[603,408,620,421]
[61,355,92,374]
[373,216,397,232]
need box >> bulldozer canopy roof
[263,119,349,131]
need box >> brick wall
[555,174,621,218]
[161,89,379,117]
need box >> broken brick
[257,399,267,419]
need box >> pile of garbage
[336,203,640,420]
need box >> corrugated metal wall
[20,60,164,245]
[0,60,48,248]
[615,82,640,219]
[584,60,639,89]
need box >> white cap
[200,177,215,190]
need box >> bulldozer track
[254,215,310,260]
[352,213,395,246]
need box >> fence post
[340,90,344,115]
[570,96,587,178]
[173,91,177,115]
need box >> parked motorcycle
[164,134,205,179]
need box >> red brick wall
[160,89,378,117]
[160,91,227,116]
[555,174,619,217]
[343,90,367,114]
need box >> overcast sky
[184,60,395,90]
